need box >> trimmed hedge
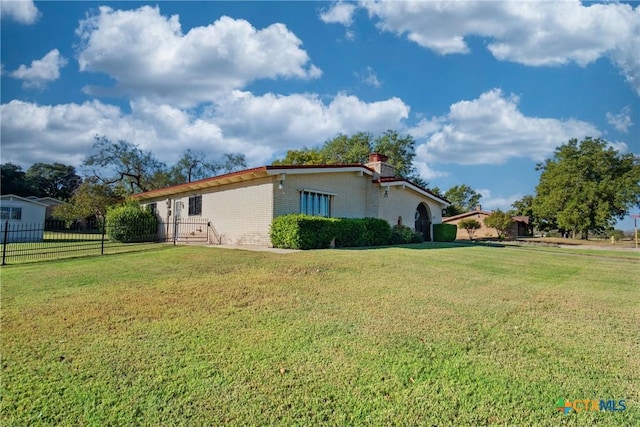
[433,223,457,242]
[270,215,392,249]
[270,215,337,249]
[107,204,158,243]
[334,217,392,247]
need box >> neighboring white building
[26,196,64,219]
[131,154,450,246]
[0,195,47,242]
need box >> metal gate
[167,217,220,245]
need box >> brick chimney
[365,153,396,178]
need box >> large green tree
[84,136,168,195]
[510,195,537,230]
[272,130,424,185]
[85,137,249,194]
[25,163,82,200]
[272,147,326,166]
[1,163,30,196]
[532,137,640,238]
[443,184,482,216]
[1,162,82,199]
[372,130,423,184]
[53,181,121,221]
[170,149,220,183]
[322,132,372,164]
[484,209,514,238]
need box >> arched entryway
[414,203,431,242]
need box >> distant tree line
[4,135,637,239]
[1,135,247,222]
[1,162,82,200]
[441,138,639,239]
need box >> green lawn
[1,244,638,425]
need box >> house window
[300,190,331,217]
[188,195,202,216]
[148,203,157,215]
[0,207,22,220]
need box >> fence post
[173,216,177,246]
[2,220,9,265]
[101,216,106,256]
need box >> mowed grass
[1,244,638,425]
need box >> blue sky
[2,1,639,229]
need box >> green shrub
[391,225,416,245]
[333,218,392,247]
[608,229,625,242]
[107,204,158,243]
[361,217,392,246]
[270,214,337,249]
[270,215,392,249]
[333,218,366,247]
[411,230,424,243]
[458,218,481,240]
[433,223,457,242]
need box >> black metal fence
[1,217,218,265]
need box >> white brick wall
[142,177,274,245]
[378,185,444,240]
[140,169,447,246]
[274,172,371,218]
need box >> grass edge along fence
[1,217,211,265]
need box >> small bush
[609,229,625,242]
[411,231,424,243]
[107,204,158,243]
[458,218,481,240]
[433,223,457,242]
[391,225,415,245]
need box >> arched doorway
[414,203,431,241]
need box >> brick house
[131,154,450,246]
[442,206,532,240]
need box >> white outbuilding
[0,195,47,243]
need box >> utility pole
[632,214,640,249]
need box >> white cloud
[608,141,630,154]
[75,6,321,106]
[1,93,410,168]
[477,189,522,212]
[357,66,382,88]
[414,89,600,166]
[357,0,640,95]
[606,106,633,133]
[0,0,40,24]
[209,90,410,159]
[319,1,356,25]
[9,49,67,89]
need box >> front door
[414,203,431,241]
